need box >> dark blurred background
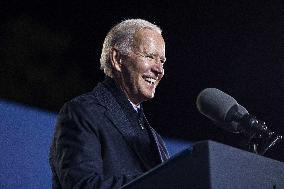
[1,0,283,161]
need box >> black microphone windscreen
[196,88,238,122]
[218,105,249,133]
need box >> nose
[152,62,164,77]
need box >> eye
[145,54,155,60]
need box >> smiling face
[112,28,166,105]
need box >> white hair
[100,19,162,77]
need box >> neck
[112,76,142,106]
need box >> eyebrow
[147,52,166,61]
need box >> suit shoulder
[61,90,105,115]
[71,91,99,105]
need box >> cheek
[158,69,165,81]
[128,58,146,72]
[137,61,151,73]
[122,61,139,77]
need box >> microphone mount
[233,113,282,155]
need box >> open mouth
[143,76,157,85]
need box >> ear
[110,48,122,72]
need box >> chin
[144,93,155,100]
[138,86,156,101]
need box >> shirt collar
[128,100,140,112]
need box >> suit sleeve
[52,101,139,189]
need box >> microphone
[196,88,282,154]
[196,88,248,133]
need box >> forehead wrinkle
[133,29,165,57]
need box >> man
[49,19,169,189]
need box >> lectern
[121,140,284,189]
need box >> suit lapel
[142,111,170,162]
[92,81,154,170]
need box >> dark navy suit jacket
[49,77,169,189]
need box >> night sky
[1,0,283,161]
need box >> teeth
[144,77,157,85]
